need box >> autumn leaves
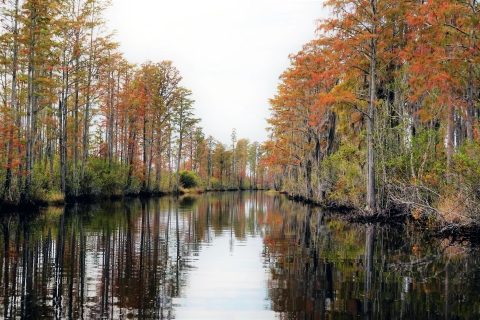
[0,0,263,205]
[264,0,480,217]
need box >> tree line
[263,0,480,222]
[0,0,265,206]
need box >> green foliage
[411,129,445,177]
[79,164,102,197]
[443,141,480,218]
[452,142,480,186]
[82,158,129,196]
[31,163,58,202]
[209,177,223,190]
[320,145,365,207]
[179,170,200,189]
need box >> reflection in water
[364,225,375,319]
[262,197,480,320]
[0,192,271,319]
[1,192,480,319]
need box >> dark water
[1,192,480,319]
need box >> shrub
[83,158,128,196]
[320,145,365,208]
[179,170,200,189]
[31,163,57,202]
[209,177,222,190]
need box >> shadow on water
[1,192,480,319]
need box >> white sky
[105,0,326,145]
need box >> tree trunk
[142,112,147,192]
[156,156,162,191]
[447,104,455,169]
[366,7,377,212]
[81,60,92,182]
[126,119,137,190]
[175,129,183,194]
[168,133,173,190]
[24,9,37,201]
[466,65,474,142]
[147,134,154,191]
[73,33,80,197]
[60,63,69,196]
[305,159,313,199]
[108,73,114,166]
[3,0,19,202]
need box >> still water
[1,191,480,319]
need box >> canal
[1,191,480,319]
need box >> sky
[105,0,326,145]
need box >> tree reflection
[262,198,480,319]
[2,193,480,319]
[0,193,266,319]
[364,224,375,319]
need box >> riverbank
[5,187,477,242]
[282,189,480,241]
[0,187,268,213]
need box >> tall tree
[318,0,400,211]
[22,0,60,200]
[2,0,20,201]
[172,88,198,193]
[231,128,237,187]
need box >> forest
[263,0,480,225]
[2,1,480,318]
[0,0,265,207]
[1,0,479,229]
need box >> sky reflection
[174,233,275,319]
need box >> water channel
[1,191,480,319]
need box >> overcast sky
[105,0,326,145]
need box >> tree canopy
[263,0,480,221]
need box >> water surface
[1,192,480,319]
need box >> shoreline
[0,187,268,212]
[4,188,479,243]
[282,191,480,241]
